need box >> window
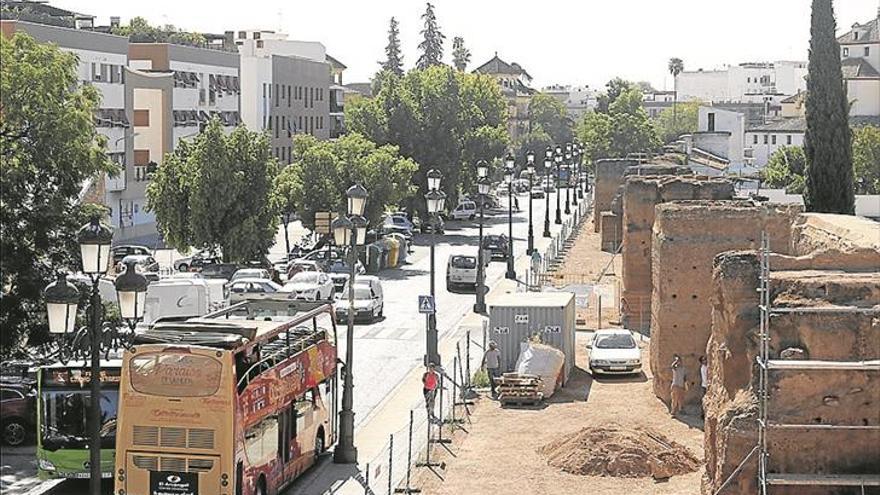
[763,135,768,144]
[253,31,261,40]
[262,83,266,98]
[747,77,751,83]
[244,414,279,465]
[1,389,24,401]
[707,113,715,132]
[275,116,279,138]
[238,31,246,39]
[753,135,758,144]
[853,32,859,41]
[256,40,264,48]
[843,47,849,57]
[771,135,777,145]
[275,84,279,107]
[786,135,792,145]
[129,352,222,397]
[287,85,291,107]
[865,47,870,57]
[299,115,303,130]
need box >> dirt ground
[413,215,705,495]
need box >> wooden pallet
[497,373,544,405]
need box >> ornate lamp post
[574,143,584,200]
[564,142,572,215]
[43,218,147,495]
[333,183,369,464]
[504,153,516,280]
[571,145,579,206]
[525,150,536,254]
[543,147,553,237]
[425,170,446,365]
[554,145,563,224]
[474,160,489,314]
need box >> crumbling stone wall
[618,179,735,332]
[592,159,635,233]
[703,251,880,495]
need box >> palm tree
[668,57,684,128]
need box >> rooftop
[473,53,532,80]
[837,17,879,44]
[747,117,807,133]
[841,57,880,79]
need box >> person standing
[700,355,709,418]
[422,363,439,416]
[483,341,502,397]
[670,354,687,416]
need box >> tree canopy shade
[528,93,573,144]
[345,66,509,211]
[803,0,854,214]
[452,36,471,72]
[654,100,700,143]
[381,17,404,76]
[0,33,116,354]
[280,133,418,228]
[416,2,445,70]
[146,119,280,262]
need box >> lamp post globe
[554,150,563,224]
[44,273,79,334]
[115,260,149,325]
[77,218,113,275]
[346,183,368,217]
[476,159,489,179]
[427,168,442,191]
[332,216,353,246]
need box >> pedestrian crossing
[349,325,422,341]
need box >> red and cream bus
[114,300,338,495]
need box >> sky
[53,0,877,91]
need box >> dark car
[326,259,366,292]
[199,263,240,281]
[174,249,221,272]
[481,234,509,261]
[1,383,35,446]
[111,245,152,266]
[416,216,445,234]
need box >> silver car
[281,272,335,301]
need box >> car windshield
[292,273,320,284]
[451,256,477,269]
[328,262,350,273]
[41,389,118,450]
[595,334,637,349]
[352,287,373,299]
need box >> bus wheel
[255,476,267,495]
[315,431,325,456]
[3,419,26,446]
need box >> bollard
[365,463,370,495]
[388,434,394,495]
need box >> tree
[1,33,116,353]
[596,77,635,114]
[761,146,807,193]
[381,17,404,76]
[282,134,418,228]
[575,85,660,168]
[668,57,684,128]
[528,93,573,144]
[803,0,854,214]
[452,36,470,72]
[111,16,206,47]
[274,168,302,255]
[654,100,700,143]
[147,119,280,262]
[636,81,657,94]
[853,125,880,194]
[416,2,445,70]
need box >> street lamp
[543,147,553,237]
[43,217,148,495]
[574,143,585,200]
[525,150,536,255]
[504,153,517,280]
[554,145,563,224]
[334,183,369,465]
[564,143,572,215]
[474,161,489,314]
[425,170,446,365]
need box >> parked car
[116,254,160,282]
[380,215,415,239]
[230,268,271,282]
[446,254,478,291]
[298,248,342,266]
[281,272,335,301]
[335,275,384,322]
[199,263,240,281]
[174,249,221,272]
[587,329,642,375]
[326,259,366,292]
[481,234,509,261]
[228,278,283,303]
[111,245,152,267]
[416,215,445,234]
[287,260,323,280]
[450,201,477,220]
[1,383,34,446]
[530,185,546,199]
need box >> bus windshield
[129,352,222,397]
[41,389,118,450]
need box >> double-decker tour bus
[114,299,338,495]
[36,359,122,480]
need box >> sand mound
[540,424,701,479]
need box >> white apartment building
[542,84,597,120]
[838,12,880,118]
[683,106,746,175]
[745,118,805,169]
[643,90,675,118]
[675,61,807,103]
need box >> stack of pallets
[497,373,544,406]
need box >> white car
[335,276,384,322]
[446,254,478,290]
[281,272,335,301]
[450,201,477,220]
[587,329,642,375]
[228,278,282,303]
[230,268,271,282]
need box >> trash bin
[386,237,400,267]
[387,233,408,264]
[366,243,383,273]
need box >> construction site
[414,158,879,495]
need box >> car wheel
[378,305,384,318]
[3,419,26,446]
[469,214,475,220]
[177,263,188,272]
[315,431,325,456]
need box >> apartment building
[542,84,597,121]
[643,90,675,118]
[675,61,807,103]
[838,11,880,118]
[473,53,535,142]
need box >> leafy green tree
[381,17,404,76]
[853,125,880,194]
[575,86,660,169]
[654,100,700,143]
[636,81,657,94]
[596,78,634,114]
[528,93,573,144]
[282,134,418,227]
[803,0,854,214]
[147,119,279,262]
[416,2,445,70]
[1,33,116,353]
[761,146,807,193]
[111,16,206,47]
[452,36,470,71]
[668,57,684,128]
[575,112,613,169]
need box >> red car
[1,383,34,446]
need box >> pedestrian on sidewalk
[699,355,709,419]
[670,354,687,416]
[423,363,439,416]
[483,341,502,397]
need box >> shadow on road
[284,454,362,495]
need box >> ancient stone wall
[618,179,735,332]
[592,159,635,232]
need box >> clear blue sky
[56,0,876,90]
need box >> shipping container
[487,292,576,383]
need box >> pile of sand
[540,424,701,479]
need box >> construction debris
[497,373,543,406]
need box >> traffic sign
[315,211,333,234]
[418,295,436,314]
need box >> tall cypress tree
[381,17,404,76]
[416,2,445,69]
[452,36,470,71]
[804,0,854,214]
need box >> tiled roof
[837,17,879,44]
[841,57,880,78]
[326,54,347,70]
[747,118,807,133]
[473,54,531,79]
[780,91,804,103]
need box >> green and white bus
[36,359,121,480]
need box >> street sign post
[315,211,332,235]
[418,295,436,314]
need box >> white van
[142,278,226,324]
[337,275,384,322]
[450,201,477,220]
[446,254,478,290]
